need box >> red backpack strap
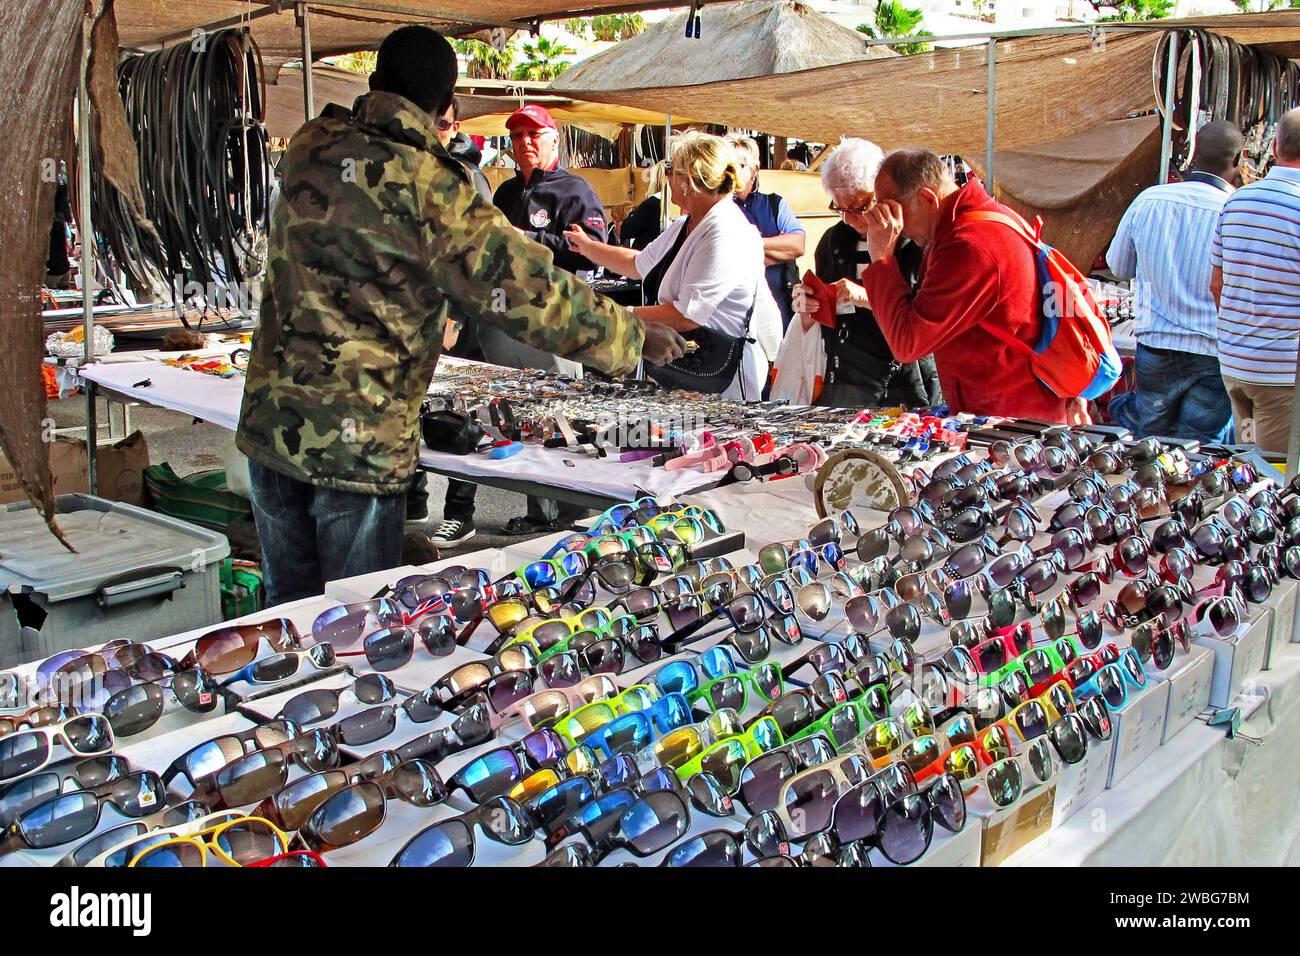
[953,209,1042,359]
[960,209,1043,243]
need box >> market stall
[3,426,1298,871]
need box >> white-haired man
[792,138,940,407]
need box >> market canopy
[551,0,892,92]
[265,66,698,140]
[555,11,1300,157]
[114,0,749,77]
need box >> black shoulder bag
[642,220,756,396]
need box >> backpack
[961,210,1122,401]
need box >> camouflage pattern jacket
[236,92,644,495]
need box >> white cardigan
[635,199,771,401]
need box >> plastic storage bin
[0,494,230,668]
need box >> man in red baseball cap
[463,104,614,537]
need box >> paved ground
[49,392,555,564]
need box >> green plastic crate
[144,464,252,531]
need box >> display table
[77,358,723,508]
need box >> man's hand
[564,223,596,257]
[864,200,905,263]
[639,319,688,365]
[1065,397,1092,426]
[833,279,870,310]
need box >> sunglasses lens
[783,769,838,839]
[134,841,206,867]
[361,628,414,672]
[878,794,932,864]
[986,759,1023,808]
[102,684,166,738]
[455,750,523,804]
[929,773,966,831]
[1050,714,1089,764]
[1096,667,1127,709]
[215,818,287,864]
[833,780,884,845]
[886,603,920,643]
[621,791,689,855]
[18,791,98,849]
[392,819,474,867]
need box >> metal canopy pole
[78,31,98,496]
[661,113,671,231]
[1158,31,1180,184]
[297,3,314,121]
[985,38,996,193]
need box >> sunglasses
[389,796,536,866]
[0,715,114,784]
[180,619,302,675]
[297,758,449,853]
[55,800,213,868]
[672,717,784,791]
[218,642,338,688]
[803,771,966,866]
[275,674,399,726]
[576,789,691,863]
[128,815,290,867]
[488,675,620,732]
[101,668,221,737]
[0,769,167,853]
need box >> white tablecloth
[78,359,720,502]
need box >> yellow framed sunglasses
[128,816,290,867]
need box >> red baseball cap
[506,104,558,133]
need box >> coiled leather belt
[89,28,270,329]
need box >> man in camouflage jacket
[236,26,685,604]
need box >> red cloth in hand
[801,271,838,329]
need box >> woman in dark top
[619,162,667,251]
[795,138,941,408]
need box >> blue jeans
[248,462,406,606]
[1109,345,1233,445]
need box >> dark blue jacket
[494,165,606,273]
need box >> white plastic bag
[770,317,826,406]
[750,284,783,363]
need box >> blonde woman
[566,131,769,400]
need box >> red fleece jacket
[861,180,1067,422]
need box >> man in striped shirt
[1212,108,1300,454]
[1106,122,1241,444]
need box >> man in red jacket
[860,148,1082,423]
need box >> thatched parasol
[550,0,891,93]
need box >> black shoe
[429,519,476,548]
[501,515,563,536]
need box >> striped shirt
[1106,175,1231,356]
[1211,165,1300,386]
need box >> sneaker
[429,519,476,548]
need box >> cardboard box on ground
[0,431,149,507]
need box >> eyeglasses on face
[828,194,877,217]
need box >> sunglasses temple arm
[456,614,484,647]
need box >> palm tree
[452,37,519,80]
[1087,0,1174,19]
[327,51,376,76]
[591,14,646,41]
[1230,0,1300,10]
[857,2,932,57]
[512,37,576,82]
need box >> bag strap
[953,210,1040,359]
[960,209,1044,245]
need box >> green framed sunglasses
[688,660,784,715]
